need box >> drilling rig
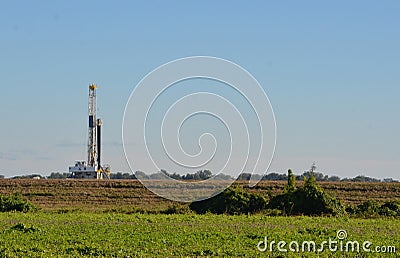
[69,84,111,179]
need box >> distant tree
[183,173,194,180]
[149,172,168,180]
[237,173,251,181]
[48,172,69,179]
[0,175,4,179]
[349,175,380,182]
[213,173,234,180]
[182,170,213,180]
[12,174,43,179]
[134,171,149,180]
[111,172,122,179]
[262,172,287,181]
[383,178,398,183]
[328,175,341,182]
[300,162,331,181]
[198,170,212,180]
[169,173,182,180]
[156,169,183,180]
[237,173,263,181]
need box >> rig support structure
[69,83,111,179]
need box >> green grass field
[0,180,398,257]
[0,212,398,257]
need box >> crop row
[0,179,399,212]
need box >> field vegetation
[0,212,399,257]
[0,179,399,213]
[0,178,398,257]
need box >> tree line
[2,164,398,182]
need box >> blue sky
[0,1,399,179]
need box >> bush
[355,200,380,216]
[0,193,36,212]
[380,201,400,216]
[189,187,267,215]
[267,175,344,216]
[349,200,400,217]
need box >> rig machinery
[69,84,111,179]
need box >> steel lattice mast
[88,83,97,168]
[69,83,110,179]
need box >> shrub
[0,193,36,212]
[284,169,296,192]
[349,200,400,217]
[355,200,380,216]
[189,187,267,215]
[268,174,345,216]
[380,201,400,215]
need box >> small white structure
[69,161,97,179]
[69,161,111,179]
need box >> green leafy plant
[0,193,37,212]
[10,222,40,233]
[268,173,345,216]
[189,187,267,214]
[347,200,400,217]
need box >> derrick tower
[69,84,111,179]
